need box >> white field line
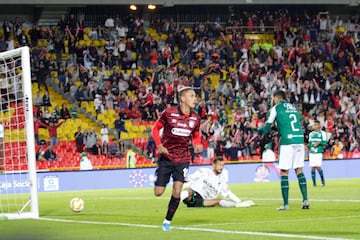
[251,198,360,203]
[94,197,360,203]
[187,215,360,227]
[39,217,355,240]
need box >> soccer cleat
[244,200,255,206]
[235,200,255,208]
[276,205,289,211]
[302,200,310,209]
[162,223,171,231]
[321,181,325,187]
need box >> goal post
[0,46,39,220]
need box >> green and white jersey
[219,108,228,125]
[308,130,327,154]
[259,100,304,145]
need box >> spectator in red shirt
[148,48,159,68]
[353,62,360,82]
[331,91,341,110]
[201,134,209,160]
[33,116,42,145]
[39,118,66,146]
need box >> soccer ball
[69,197,85,212]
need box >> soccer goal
[0,46,39,220]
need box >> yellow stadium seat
[84,27,91,34]
[50,71,58,78]
[80,122,89,129]
[124,120,133,129]
[215,39,222,47]
[138,124,146,131]
[128,132,136,139]
[38,39,47,47]
[92,40,101,47]
[108,121,115,129]
[120,132,129,140]
[62,54,70,61]
[130,125,139,133]
[97,114,105,120]
[78,40,85,46]
[51,53,57,61]
[74,118,82,125]
[105,70,112,77]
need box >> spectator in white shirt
[94,94,104,115]
[104,16,115,28]
[100,123,109,145]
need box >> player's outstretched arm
[228,191,241,203]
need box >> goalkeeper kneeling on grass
[180,156,255,208]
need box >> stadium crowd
[2,6,360,163]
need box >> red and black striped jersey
[158,106,201,163]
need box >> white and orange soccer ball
[69,197,85,212]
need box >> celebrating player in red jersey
[152,85,202,231]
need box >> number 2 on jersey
[289,114,300,132]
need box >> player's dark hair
[314,120,320,124]
[213,156,224,164]
[273,90,286,100]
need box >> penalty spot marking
[39,217,354,240]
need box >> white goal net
[0,47,38,219]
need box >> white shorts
[278,144,305,170]
[309,153,323,167]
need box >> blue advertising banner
[0,159,359,193]
[0,172,31,194]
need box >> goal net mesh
[0,47,38,219]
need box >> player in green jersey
[257,90,309,210]
[308,120,327,187]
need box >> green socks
[280,176,289,206]
[318,169,325,185]
[311,170,316,186]
[280,173,309,206]
[312,169,325,186]
[297,173,308,201]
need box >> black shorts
[183,190,204,207]
[154,156,189,187]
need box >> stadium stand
[0,4,359,172]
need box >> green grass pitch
[1,178,359,240]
